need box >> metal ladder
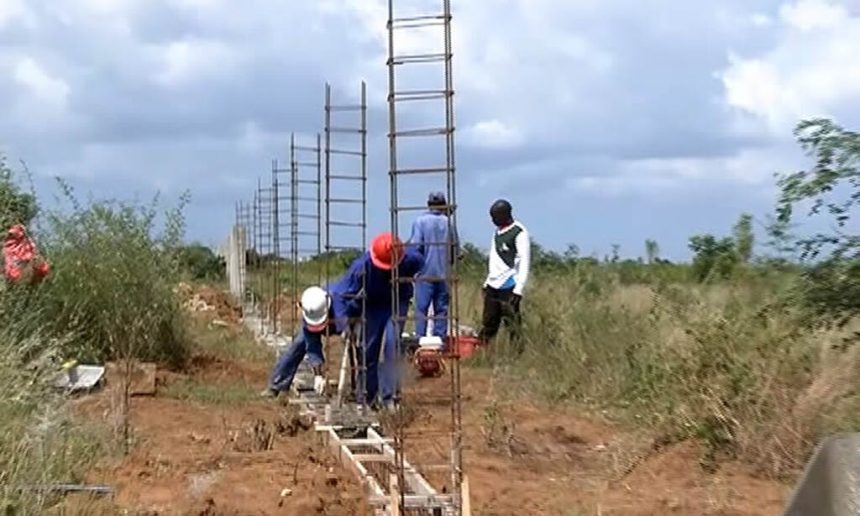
[387,0,465,514]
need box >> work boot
[259,387,279,399]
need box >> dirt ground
[72,359,367,515]
[394,370,791,515]
[66,286,792,515]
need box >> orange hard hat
[369,232,403,270]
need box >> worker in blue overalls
[260,232,422,410]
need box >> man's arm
[483,235,494,288]
[512,228,531,297]
[337,255,367,316]
[408,217,424,256]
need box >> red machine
[412,334,481,378]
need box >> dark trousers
[478,286,522,351]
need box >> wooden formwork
[242,303,469,516]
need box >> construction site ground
[66,285,791,515]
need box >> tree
[773,118,860,323]
[775,118,860,261]
[610,244,620,264]
[732,213,754,263]
[688,234,738,282]
[645,239,660,264]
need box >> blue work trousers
[269,325,327,393]
[414,280,448,339]
[358,303,408,405]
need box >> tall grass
[0,290,113,512]
[465,266,860,478]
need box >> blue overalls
[343,249,422,404]
[267,249,423,405]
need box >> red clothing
[3,224,49,283]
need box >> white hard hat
[300,286,330,331]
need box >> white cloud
[13,57,70,109]
[750,13,774,26]
[0,0,25,27]
[780,0,847,31]
[566,145,802,197]
[462,119,524,149]
[719,0,860,134]
[153,38,240,87]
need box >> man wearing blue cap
[408,192,460,344]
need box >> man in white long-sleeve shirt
[478,199,530,351]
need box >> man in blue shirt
[261,232,423,409]
[408,192,459,343]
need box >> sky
[1,0,859,260]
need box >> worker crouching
[261,232,423,411]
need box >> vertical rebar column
[257,178,274,333]
[324,81,368,410]
[271,161,280,335]
[253,187,261,318]
[290,132,323,336]
[387,0,463,512]
[290,134,299,335]
[273,158,292,335]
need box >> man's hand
[510,293,522,311]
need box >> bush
[178,243,225,281]
[37,184,191,368]
[0,155,38,230]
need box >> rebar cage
[324,81,369,409]
[387,0,464,513]
[254,178,276,334]
[286,133,324,335]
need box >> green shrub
[37,183,191,367]
[178,243,225,281]
[0,155,38,230]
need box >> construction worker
[3,223,50,285]
[260,285,334,398]
[408,191,459,343]
[353,231,422,409]
[478,199,530,351]
[261,232,422,410]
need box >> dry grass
[461,270,860,479]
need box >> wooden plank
[353,454,393,463]
[367,494,456,507]
[324,428,387,499]
[461,474,471,516]
[389,474,401,516]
